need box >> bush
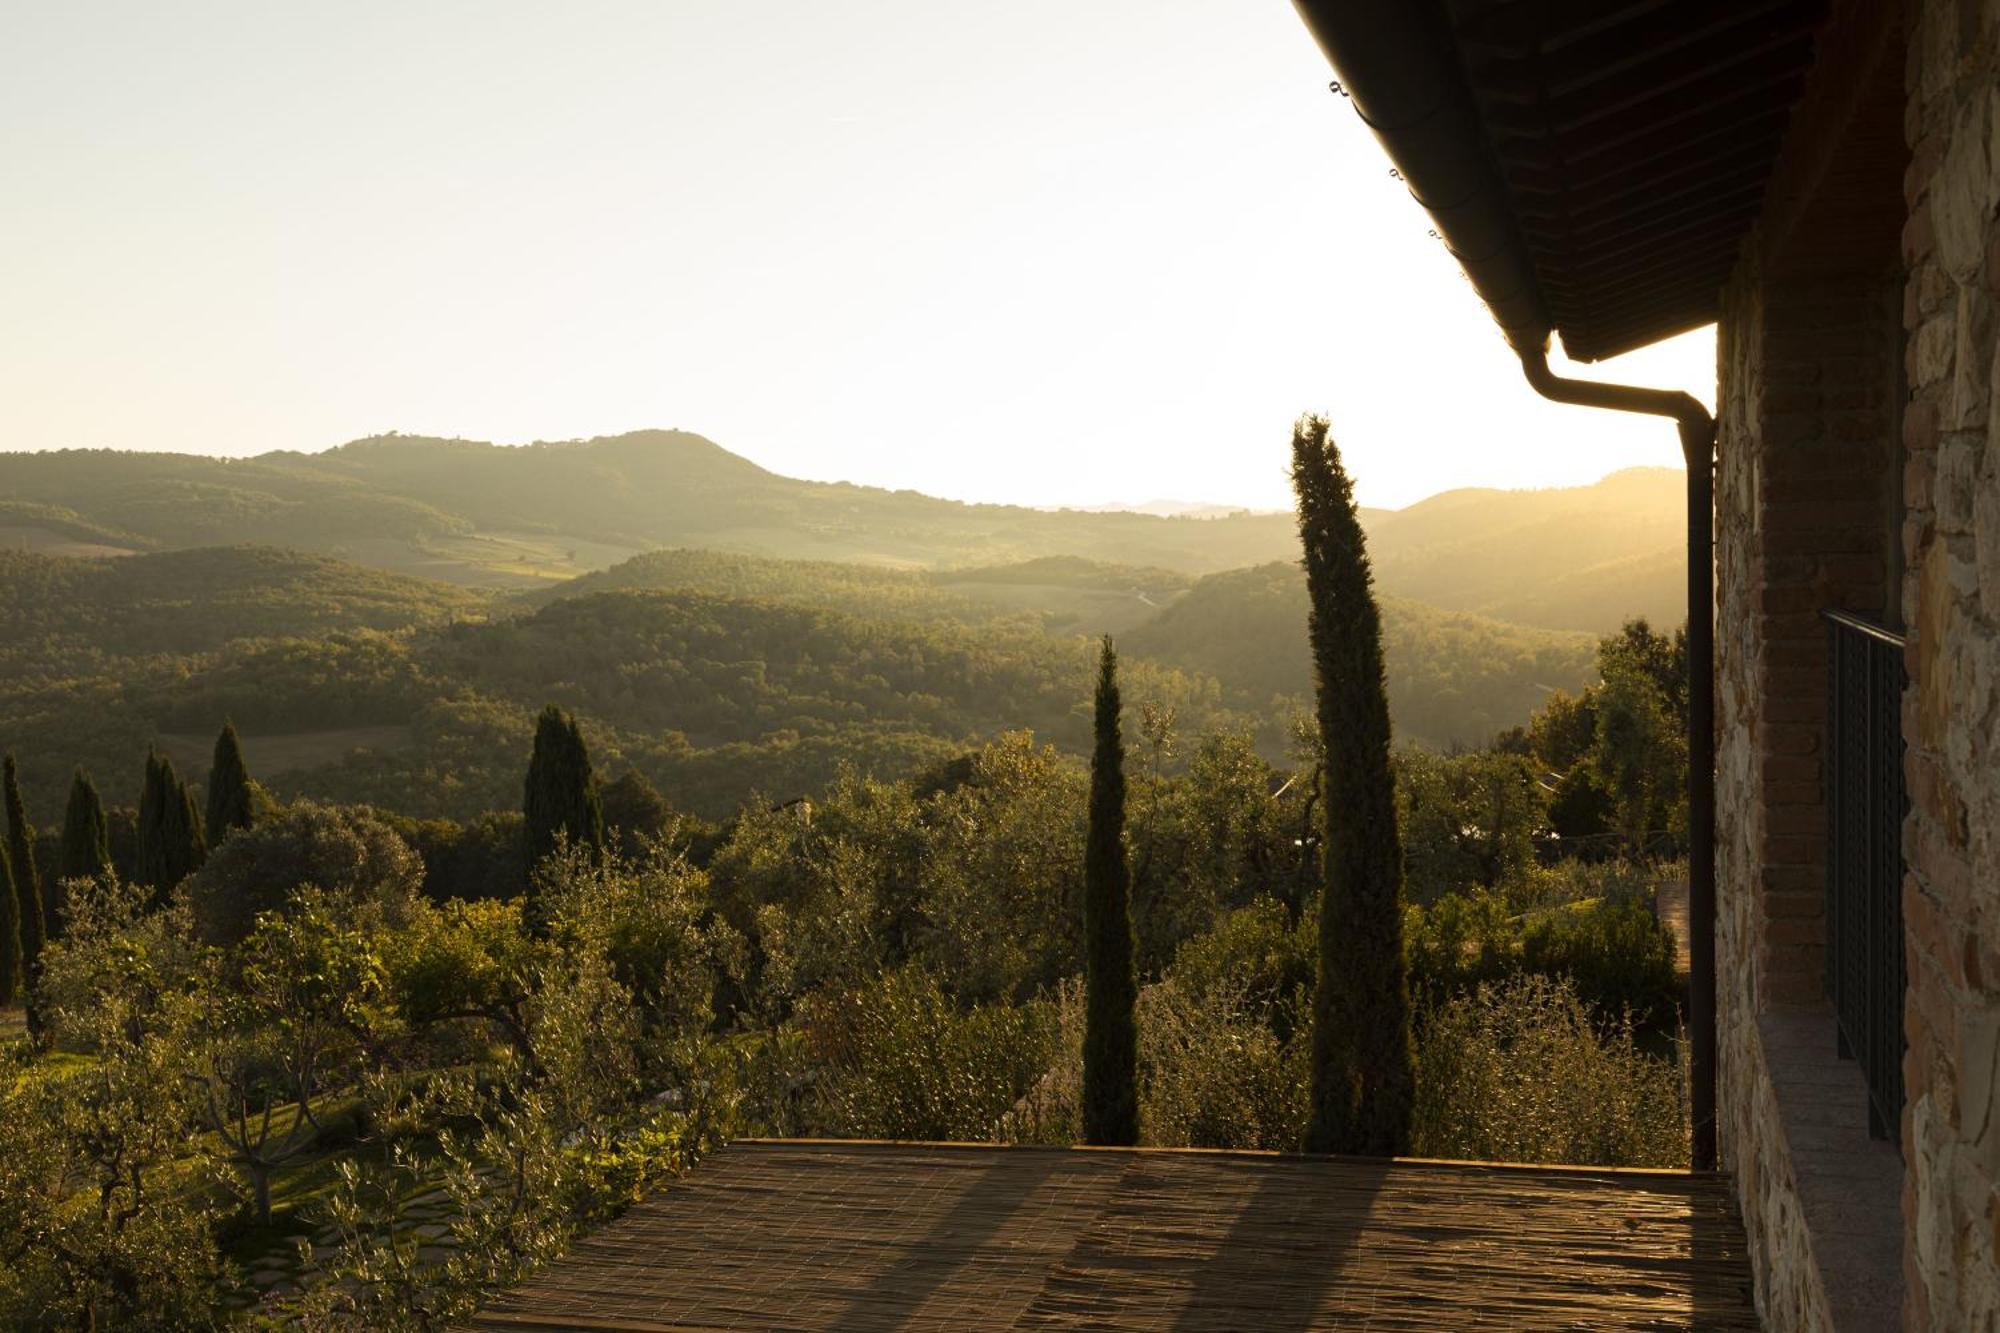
[1406,885,1680,1033]
[798,968,1056,1142]
[1521,894,1678,1031]
[1007,966,1310,1153]
[184,801,423,944]
[1410,975,1687,1167]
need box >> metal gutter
[1291,0,1721,1169]
[1521,343,1719,1174]
[1289,0,1550,352]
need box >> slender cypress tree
[522,705,603,932]
[137,750,206,904]
[205,720,257,844]
[59,769,112,938]
[1082,636,1140,1146]
[0,813,17,1007]
[136,751,166,892]
[61,769,111,882]
[3,755,46,1020]
[1292,414,1412,1156]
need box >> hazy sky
[1,1,1714,511]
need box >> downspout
[1289,0,1721,1171]
[1519,343,1718,1172]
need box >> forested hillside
[1122,563,1596,745]
[0,434,1302,582]
[0,542,1599,825]
[1362,467,1684,630]
[0,435,1685,628]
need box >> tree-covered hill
[0,434,1302,582]
[528,548,1189,635]
[0,546,487,665]
[0,541,1606,825]
[1361,467,1684,631]
[0,438,1686,626]
[1122,562,1597,748]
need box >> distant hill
[533,549,1190,637]
[0,433,1302,584]
[1122,562,1598,748]
[0,436,1685,630]
[1361,467,1685,631]
[0,546,486,663]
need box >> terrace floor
[465,1139,1761,1331]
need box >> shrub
[184,801,422,945]
[1007,966,1310,1153]
[798,968,1055,1141]
[1410,975,1687,1167]
[1521,894,1678,1031]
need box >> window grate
[1823,610,1906,1148]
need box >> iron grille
[1822,610,1907,1146]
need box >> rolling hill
[0,544,1601,825]
[0,434,1688,629]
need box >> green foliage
[1521,895,1680,1032]
[1397,749,1547,905]
[183,800,423,945]
[1293,415,1412,1156]
[522,705,604,930]
[193,887,384,1225]
[3,755,46,1033]
[798,968,1056,1141]
[1404,880,1681,1032]
[1528,619,1689,859]
[137,748,206,902]
[204,720,260,843]
[15,878,231,1327]
[1082,638,1139,1146]
[60,766,112,886]
[0,803,17,1007]
[1410,975,1688,1168]
[1120,561,1598,749]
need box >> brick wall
[1713,0,1909,1324]
[1899,0,2000,1325]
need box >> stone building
[1297,0,2000,1328]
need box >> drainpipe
[1519,342,1719,1172]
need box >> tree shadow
[821,1149,1067,1333]
[1165,1156,1385,1333]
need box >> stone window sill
[1759,1005,1904,1331]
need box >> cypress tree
[3,755,46,1019]
[1082,636,1140,1146]
[61,769,111,883]
[0,811,17,1008]
[59,769,112,937]
[522,705,603,932]
[137,750,206,904]
[1292,414,1413,1156]
[205,720,258,844]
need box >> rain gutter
[1290,0,1720,1169]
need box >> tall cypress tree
[1292,414,1412,1157]
[61,769,111,882]
[59,769,112,936]
[0,811,17,1008]
[1082,637,1140,1146]
[137,750,206,905]
[3,755,46,1021]
[522,705,603,933]
[205,720,257,844]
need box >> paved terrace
[465,1140,1760,1331]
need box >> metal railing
[1822,610,1907,1145]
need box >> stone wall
[1899,0,2000,1325]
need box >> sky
[0,1,1715,513]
